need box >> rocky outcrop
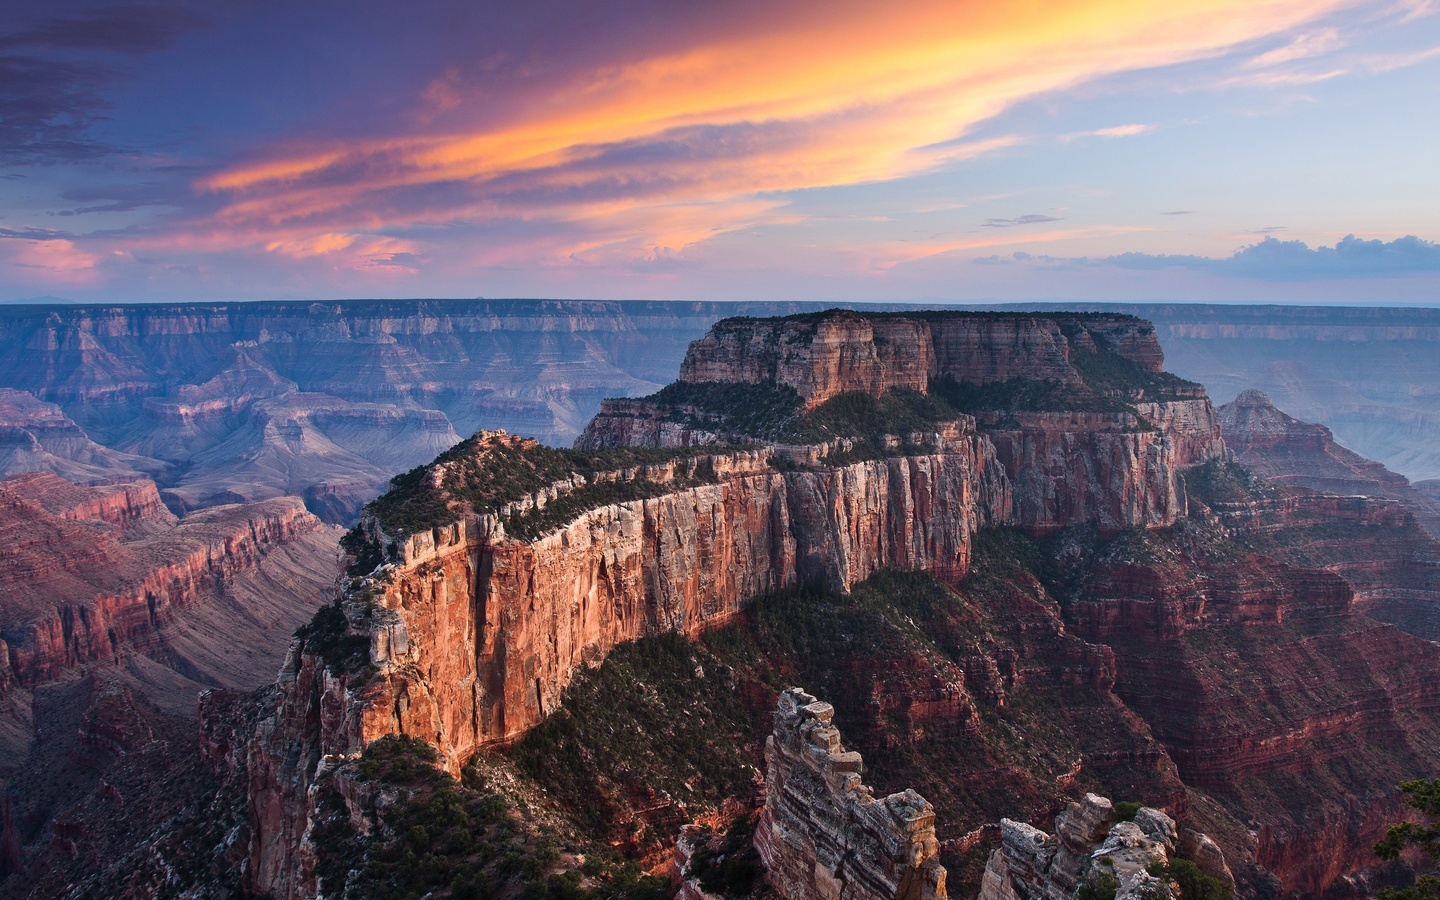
[1218,389,1440,538]
[978,794,1226,900]
[1058,303,1440,482]
[245,428,1009,896]
[755,688,947,900]
[244,311,1235,896]
[584,310,1227,536]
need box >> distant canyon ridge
[0,300,1436,526]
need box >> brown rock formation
[755,687,947,900]
[243,311,1234,896]
[1063,483,1440,895]
[0,471,342,895]
[675,311,1163,407]
[0,473,337,690]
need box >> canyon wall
[1218,388,1440,538]
[0,470,343,896]
[675,311,1163,406]
[6,300,1440,523]
[1067,303,1440,482]
[0,474,337,691]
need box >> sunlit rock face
[0,472,339,692]
[244,310,1440,898]
[245,310,1236,897]
[674,310,1163,407]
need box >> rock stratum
[0,471,343,895]
[755,688,947,900]
[0,300,820,523]
[5,299,1439,525]
[1218,388,1440,538]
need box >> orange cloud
[193,0,1361,259]
[2,239,102,284]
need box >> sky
[1,0,1438,305]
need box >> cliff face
[583,310,1226,536]
[0,470,343,895]
[245,311,1232,897]
[0,475,334,691]
[675,312,1163,406]
[246,429,1012,896]
[1076,302,1440,482]
[238,310,1440,898]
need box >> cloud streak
[0,3,206,164]
[993,235,1440,280]
[186,0,1356,261]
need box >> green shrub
[1079,870,1121,900]
[1148,857,1232,900]
[1113,800,1142,822]
[1376,779,1440,900]
[294,603,373,678]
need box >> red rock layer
[1218,389,1440,538]
[1069,516,1440,896]
[0,474,329,691]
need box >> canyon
[0,471,341,894]
[225,308,1440,899]
[3,301,1440,898]
[0,300,816,523]
[3,300,1438,525]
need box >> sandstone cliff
[674,311,1163,406]
[239,310,1440,899]
[0,474,337,691]
[0,471,343,895]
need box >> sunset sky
[1,0,1437,304]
